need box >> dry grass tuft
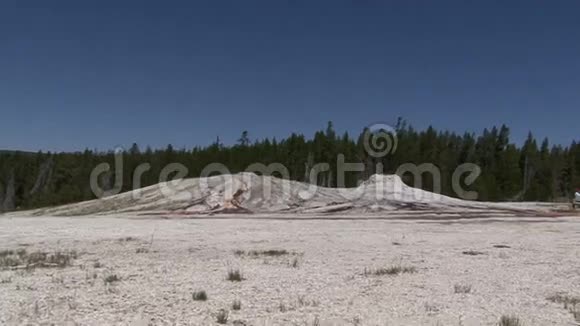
[227,269,244,282]
[290,257,300,268]
[454,284,472,294]
[118,236,137,242]
[297,295,319,307]
[364,265,417,276]
[235,249,291,257]
[232,299,242,310]
[192,290,208,301]
[278,302,287,312]
[216,309,229,324]
[103,274,120,285]
[462,250,486,256]
[312,316,320,326]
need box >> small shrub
[216,309,229,324]
[498,315,523,326]
[493,245,511,249]
[227,269,244,282]
[136,248,149,253]
[454,284,472,294]
[192,290,207,301]
[232,299,242,310]
[93,261,103,268]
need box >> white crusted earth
[0,174,578,325]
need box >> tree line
[0,120,579,212]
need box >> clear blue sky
[1,0,579,152]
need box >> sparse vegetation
[227,269,244,281]
[0,249,77,269]
[498,315,523,326]
[493,245,511,249]
[364,265,417,276]
[192,290,208,301]
[232,299,242,310]
[216,309,229,324]
[454,284,472,294]
[136,248,149,253]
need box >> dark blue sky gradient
[1,1,579,152]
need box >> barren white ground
[1,215,579,325]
